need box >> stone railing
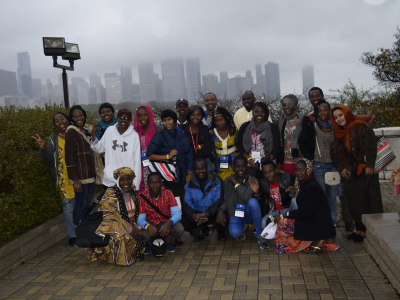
[374,127,400,181]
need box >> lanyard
[189,125,199,154]
[125,194,134,222]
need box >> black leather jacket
[259,172,295,215]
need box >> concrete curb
[0,213,68,277]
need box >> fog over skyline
[0,0,398,96]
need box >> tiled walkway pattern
[1,182,399,300]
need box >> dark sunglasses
[118,116,131,121]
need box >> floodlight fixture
[43,37,66,56]
[63,43,81,60]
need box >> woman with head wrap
[87,167,145,265]
[298,99,339,225]
[277,94,312,176]
[65,105,103,226]
[273,159,339,253]
[146,109,193,198]
[134,105,163,193]
[330,106,383,242]
[32,112,77,246]
[210,106,238,180]
[238,102,280,178]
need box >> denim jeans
[228,198,263,237]
[262,197,297,228]
[73,182,95,225]
[313,162,338,224]
[61,197,76,238]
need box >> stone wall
[374,127,400,180]
[0,214,68,277]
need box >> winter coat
[287,178,336,241]
[259,172,295,216]
[91,123,141,188]
[179,123,213,161]
[146,126,193,182]
[181,172,224,219]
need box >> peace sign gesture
[32,133,46,150]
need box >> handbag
[314,123,340,186]
[75,199,110,248]
[139,194,170,258]
[374,131,396,174]
[149,132,177,181]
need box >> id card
[251,151,261,159]
[235,204,245,218]
[220,156,229,169]
[141,153,150,167]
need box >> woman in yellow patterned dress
[210,107,238,180]
[87,167,145,265]
[32,112,76,246]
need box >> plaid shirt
[138,188,177,225]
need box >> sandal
[304,245,323,253]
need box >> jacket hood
[190,171,213,185]
[112,123,135,136]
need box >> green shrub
[0,102,93,243]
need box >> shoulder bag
[315,123,340,186]
[149,132,177,181]
[374,130,396,173]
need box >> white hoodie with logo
[91,123,141,189]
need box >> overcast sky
[0,0,398,95]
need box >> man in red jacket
[307,87,377,124]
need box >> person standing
[202,93,218,128]
[95,103,117,140]
[32,112,76,246]
[330,105,383,242]
[180,105,213,171]
[91,109,141,190]
[210,107,238,180]
[234,91,256,130]
[133,105,163,194]
[176,99,189,126]
[65,105,103,225]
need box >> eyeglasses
[118,116,131,121]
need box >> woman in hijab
[210,106,238,180]
[330,106,383,242]
[277,94,312,176]
[273,159,339,253]
[87,167,145,265]
[133,105,162,193]
[238,102,280,178]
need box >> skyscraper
[202,74,218,95]
[71,77,89,105]
[89,73,102,88]
[31,78,42,98]
[0,69,18,97]
[265,62,281,99]
[219,71,229,98]
[121,67,133,102]
[254,64,265,96]
[138,63,156,103]
[245,70,254,86]
[104,73,123,104]
[185,58,201,103]
[161,58,186,102]
[45,79,55,102]
[17,52,33,98]
[154,73,164,103]
[226,75,251,99]
[302,65,315,96]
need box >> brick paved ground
[1,183,399,300]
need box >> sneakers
[166,243,175,253]
[257,235,270,249]
[237,231,246,241]
[345,223,355,232]
[193,226,209,242]
[144,245,152,254]
[68,237,78,247]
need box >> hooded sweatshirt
[91,123,141,189]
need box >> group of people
[33,86,383,266]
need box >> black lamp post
[42,37,81,108]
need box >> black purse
[75,199,110,248]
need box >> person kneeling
[181,157,226,241]
[138,173,184,254]
[260,159,297,229]
[216,155,269,249]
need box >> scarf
[243,118,274,155]
[133,105,157,147]
[332,105,364,139]
[317,118,333,129]
[293,158,315,196]
[278,113,304,149]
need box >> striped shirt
[138,188,177,225]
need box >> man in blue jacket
[181,157,226,241]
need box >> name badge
[220,156,229,169]
[235,204,245,218]
[251,151,261,159]
[141,153,149,167]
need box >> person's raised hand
[368,111,377,124]
[147,224,158,236]
[340,169,351,179]
[248,177,260,194]
[91,121,99,142]
[32,133,46,150]
[159,221,172,237]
